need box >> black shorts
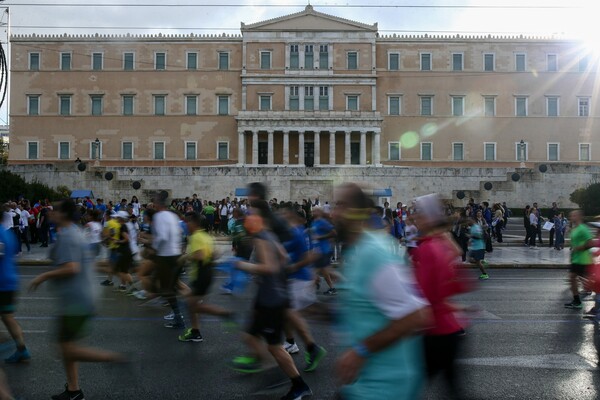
[191,267,214,297]
[115,251,133,274]
[570,264,589,277]
[155,255,182,296]
[247,307,286,345]
[0,291,16,314]
[314,252,333,269]
[58,315,92,343]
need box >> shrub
[0,170,66,203]
[570,183,600,216]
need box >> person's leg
[549,228,555,247]
[0,370,14,400]
[537,226,543,243]
[286,309,314,348]
[496,224,503,243]
[12,228,22,254]
[570,272,580,299]
[21,227,30,252]
[1,314,26,349]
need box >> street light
[519,139,526,167]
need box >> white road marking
[458,353,597,370]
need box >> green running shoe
[230,356,263,373]
[178,328,203,343]
[304,346,327,372]
[478,274,489,280]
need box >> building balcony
[236,110,382,121]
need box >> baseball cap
[116,211,129,219]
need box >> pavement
[4,268,600,399]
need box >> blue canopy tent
[364,188,392,207]
[70,190,95,199]
[234,188,249,197]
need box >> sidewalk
[17,239,570,269]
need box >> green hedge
[509,207,571,218]
[0,170,68,203]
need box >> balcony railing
[236,110,382,120]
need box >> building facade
[6,6,600,204]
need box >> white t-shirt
[370,263,429,319]
[152,210,182,256]
[404,225,419,248]
[85,221,103,244]
[1,211,12,230]
[132,203,141,217]
[126,221,140,255]
[20,210,31,229]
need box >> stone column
[314,132,320,166]
[373,130,381,165]
[238,130,245,165]
[252,130,258,165]
[344,131,351,165]
[267,130,274,165]
[298,131,305,166]
[360,130,367,165]
[329,131,336,165]
[283,130,290,165]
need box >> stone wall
[7,163,600,207]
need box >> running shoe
[52,384,84,400]
[114,284,127,292]
[323,288,337,296]
[100,279,114,286]
[230,356,263,373]
[478,274,489,280]
[564,301,583,309]
[220,283,233,295]
[4,348,31,364]
[284,342,300,354]
[304,346,327,372]
[178,328,204,343]
[163,312,175,321]
[133,290,147,300]
[581,291,593,298]
[164,320,186,329]
[281,383,312,400]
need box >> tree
[0,170,66,203]
[0,137,7,165]
[570,183,600,216]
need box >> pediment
[242,5,377,33]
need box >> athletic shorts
[314,252,333,269]
[470,249,485,261]
[58,315,92,343]
[570,264,589,277]
[289,280,316,310]
[115,251,133,274]
[247,307,286,345]
[155,255,182,296]
[191,267,214,297]
[0,291,16,314]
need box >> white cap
[116,211,129,220]
[415,193,446,225]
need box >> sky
[0,0,599,124]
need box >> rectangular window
[290,45,299,69]
[304,45,314,69]
[388,96,400,115]
[90,95,103,116]
[579,97,590,117]
[420,96,432,116]
[90,141,102,160]
[59,95,71,116]
[218,142,229,160]
[27,95,40,116]
[289,86,299,111]
[548,143,559,161]
[185,142,196,160]
[452,53,463,71]
[218,95,229,115]
[60,52,71,71]
[319,86,329,111]
[154,95,166,115]
[29,52,40,71]
[347,52,358,70]
[452,96,464,116]
[123,52,134,70]
[484,143,496,161]
[187,52,198,70]
[515,53,526,72]
[453,143,464,161]
[546,96,559,117]
[547,54,558,72]
[319,45,329,69]
[92,52,103,71]
[122,142,133,160]
[420,53,431,71]
[580,143,591,161]
[304,87,314,110]
[484,96,496,117]
[58,142,70,160]
[27,142,39,160]
[389,142,400,161]
[421,142,432,161]
[185,95,197,116]
[389,53,399,70]
[259,95,272,111]
[260,51,271,70]
[484,53,494,71]
[580,55,590,72]
[155,52,166,70]
[154,142,165,160]
[516,142,528,161]
[346,95,359,111]
[122,95,134,115]
[218,52,229,70]
[515,97,528,117]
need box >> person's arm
[287,250,320,273]
[236,238,278,275]
[29,262,80,291]
[573,238,595,252]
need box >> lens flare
[400,131,419,149]
[420,123,438,138]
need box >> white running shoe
[163,312,175,321]
[133,290,147,300]
[284,342,300,354]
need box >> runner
[100,211,120,286]
[332,183,429,400]
[1,223,30,364]
[28,199,124,400]
[178,211,233,342]
[310,207,337,295]
[231,199,312,400]
[468,217,489,280]
[564,210,594,309]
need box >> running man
[310,207,337,295]
[29,199,124,400]
[564,209,594,309]
[1,224,30,364]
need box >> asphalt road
[4,267,600,400]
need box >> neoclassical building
[8,5,599,170]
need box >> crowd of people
[1,184,599,400]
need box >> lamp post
[519,139,526,168]
[94,138,100,166]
